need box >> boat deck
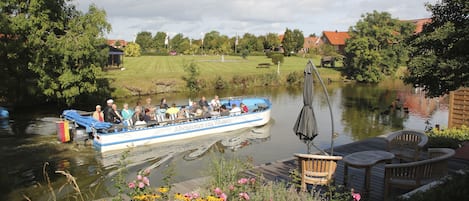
[171,136,469,201]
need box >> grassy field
[102,55,344,97]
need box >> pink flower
[191,192,200,199]
[143,177,150,186]
[143,169,151,176]
[184,192,192,199]
[214,187,223,195]
[137,174,143,181]
[239,192,250,200]
[138,182,145,189]
[250,178,256,184]
[352,192,361,201]
[220,193,227,200]
[238,178,248,184]
[229,185,235,191]
[128,182,136,189]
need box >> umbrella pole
[310,61,335,156]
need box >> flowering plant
[127,169,170,201]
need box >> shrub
[182,61,201,93]
[427,125,469,148]
[271,53,284,64]
[286,71,302,85]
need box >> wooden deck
[171,136,469,201]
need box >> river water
[0,81,448,200]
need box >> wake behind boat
[61,97,271,152]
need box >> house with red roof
[402,18,432,34]
[107,39,128,49]
[321,31,350,55]
[301,36,323,53]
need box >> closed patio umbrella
[293,60,335,155]
[293,62,318,153]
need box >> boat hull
[93,108,271,152]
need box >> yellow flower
[133,194,146,200]
[149,193,161,199]
[158,186,169,193]
[174,193,186,200]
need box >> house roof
[322,31,350,46]
[303,36,322,48]
[107,39,128,47]
[402,18,432,34]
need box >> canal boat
[62,97,271,152]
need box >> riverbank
[101,55,346,97]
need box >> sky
[73,0,438,41]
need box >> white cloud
[73,0,437,41]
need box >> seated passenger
[230,104,241,115]
[210,95,221,111]
[177,106,189,120]
[92,105,104,122]
[143,108,152,122]
[165,103,179,120]
[199,96,209,108]
[220,105,230,116]
[143,97,156,120]
[240,103,249,113]
[121,103,134,125]
[160,98,169,109]
[131,108,145,125]
[190,101,200,115]
[202,106,212,118]
[110,103,123,124]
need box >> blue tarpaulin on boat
[62,110,113,131]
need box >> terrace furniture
[384,148,455,201]
[385,130,428,162]
[294,153,343,191]
[343,150,395,198]
[320,56,335,67]
[257,63,271,68]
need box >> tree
[124,42,141,57]
[135,31,153,52]
[0,1,111,106]
[282,28,295,55]
[344,11,414,83]
[153,32,167,53]
[404,0,469,97]
[264,33,281,50]
[292,29,305,53]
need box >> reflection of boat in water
[220,121,273,150]
[97,121,273,168]
[62,97,271,152]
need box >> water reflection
[0,82,449,200]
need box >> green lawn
[103,55,344,97]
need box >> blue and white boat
[62,97,272,152]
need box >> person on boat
[131,107,145,125]
[143,108,153,122]
[190,101,200,115]
[220,105,230,116]
[198,96,209,108]
[201,106,212,118]
[121,103,134,125]
[143,97,156,120]
[92,105,104,122]
[230,103,241,115]
[165,103,179,120]
[240,103,249,113]
[210,95,221,111]
[110,103,123,124]
[177,106,189,120]
[134,100,143,113]
[160,98,169,109]
[104,99,114,122]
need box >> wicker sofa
[383,148,455,200]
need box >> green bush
[271,53,284,64]
[286,71,302,85]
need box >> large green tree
[0,0,111,106]
[264,32,281,50]
[135,31,153,52]
[404,0,469,97]
[344,11,414,83]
